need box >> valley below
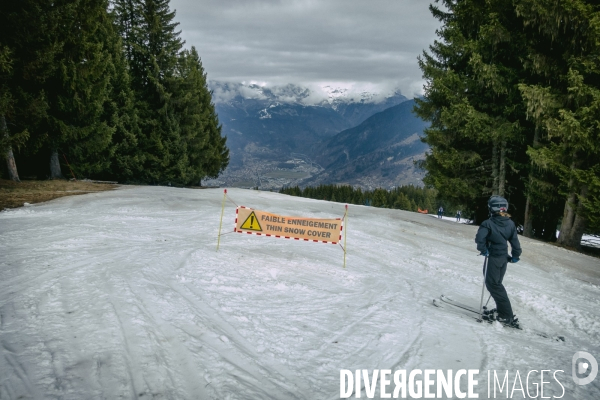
[204,83,429,190]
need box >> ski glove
[479,250,489,256]
[510,257,519,263]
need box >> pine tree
[102,7,143,182]
[114,0,228,184]
[173,47,228,184]
[115,0,183,183]
[394,193,412,210]
[38,0,122,179]
[0,45,21,181]
[0,0,63,180]
[415,0,538,225]
[372,188,387,207]
[517,0,600,245]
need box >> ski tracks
[138,268,308,399]
[1,344,41,399]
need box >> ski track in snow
[0,186,599,399]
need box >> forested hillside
[280,184,440,214]
[415,0,600,247]
[306,99,428,188]
[0,0,228,185]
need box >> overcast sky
[170,0,442,100]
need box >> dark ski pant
[483,256,513,319]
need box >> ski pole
[478,255,489,320]
[484,294,492,309]
[482,294,493,318]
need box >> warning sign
[240,211,262,231]
[235,206,342,244]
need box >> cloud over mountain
[210,81,405,106]
[171,0,442,98]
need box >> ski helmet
[488,195,508,214]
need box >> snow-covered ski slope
[0,186,599,399]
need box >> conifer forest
[414,0,600,247]
[0,0,229,186]
[280,184,441,215]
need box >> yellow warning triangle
[240,211,262,231]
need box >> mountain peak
[210,81,406,107]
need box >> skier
[456,210,461,222]
[475,195,522,326]
[438,206,444,218]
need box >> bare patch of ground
[0,179,118,211]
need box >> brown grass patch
[0,179,118,211]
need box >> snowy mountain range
[210,81,405,109]
[208,82,427,189]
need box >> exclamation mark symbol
[242,211,261,231]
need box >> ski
[435,295,565,342]
[433,298,492,325]
[434,297,526,331]
[439,295,522,329]
[440,295,496,318]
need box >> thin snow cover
[0,187,599,399]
